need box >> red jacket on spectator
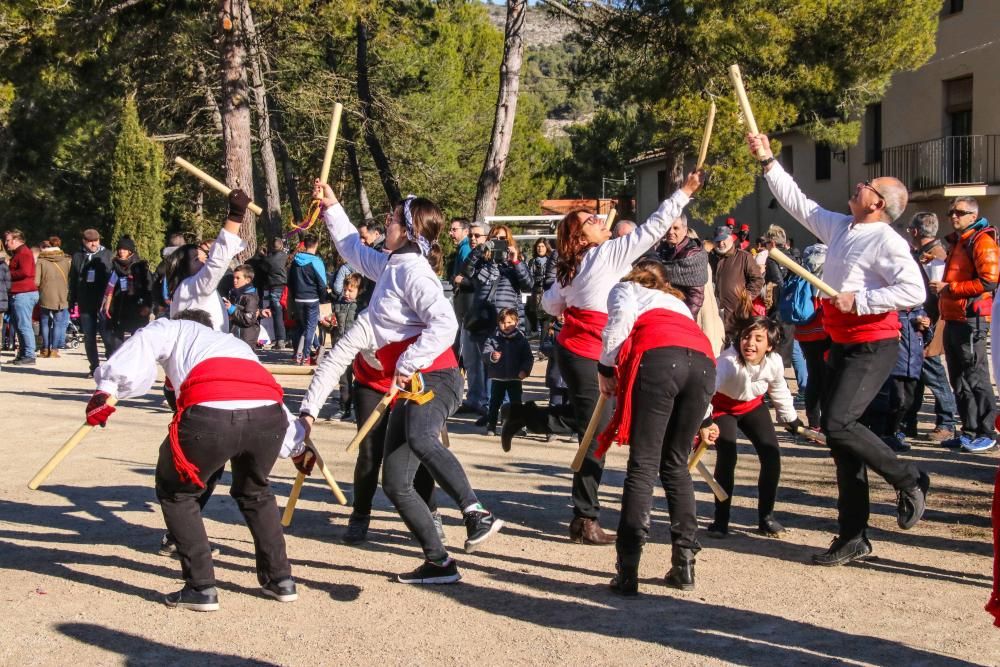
[8,244,36,294]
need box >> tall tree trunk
[255,38,303,223]
[239,0,283,239]
[356,17,401,206]
[343,122,374,224]
[218,0,256,260]
[473,0,526,221]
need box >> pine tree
[109,97,165,261]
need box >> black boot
[664,547,696,591]
[609,552,640,597]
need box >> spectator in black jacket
[101,236,153,356]
[657,214,708,317]
[69,228,114,374]
[225,264,261,348]
[525,238,554,337]
[455,222,486,411]
[261,238,289,349]
[483,308,534,436]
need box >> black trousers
[713,402,781,528]
[351,383,435,517]
[339,366,354,414]
[822,339,920,540]
[487,379,523,428]
[555,343,613,519]
[155,404,290,590]
[943,318,996,437]
[617,347,715,557]
[799,338,830,429]
[888,377,918,435]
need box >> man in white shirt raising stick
[748,133,930,566]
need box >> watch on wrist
[759,157,775,171]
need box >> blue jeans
[293,301,319,359]
[10,291,39,359]
[461,329,488,410]
[40,308,69,350]
[78,310,110,371]
[791,340,808,392]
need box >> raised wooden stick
[571,395,607,472]
[768,248,838,298]
[696,100,716,169]
[603,207,617,231]
[29,396,120,490]
[728,64,767,159]
[174,156,264,215]
[318,103,344,185]
[346,387,397,453]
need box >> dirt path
[0,347,997,666]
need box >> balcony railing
[867,135,1000,191]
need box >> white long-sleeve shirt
[94,318,302,457]
[323,204,457,376]
[169,227,246,332]
[600,282,693,367]
[299,310,379,417]
[541,189,691,316]
[763,163,924,315]
[714,346,797,423]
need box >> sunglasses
[861,179,886,202]
[948,209,976,218]
[471,233,486,239]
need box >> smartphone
[490,239,508,260]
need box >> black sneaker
[463,509,504,553]
[11,356,35,366]
[397,558,461,584]
[261,577,298,602]
[897,470,930,530]
[704,522,728,539]
[758,515,786,537]
[159,533,220,558]
[163,585,219,611]
[811,535,873,566]
[343,514,370,545]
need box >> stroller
[65,316,84,350]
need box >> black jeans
[352,384,435,517]
[799,338,830,429]
[78,310,109,372]
[155,404,290,590]
[944,318,996,437]
[556,343,613,519]
[339,366,354,414]
[713,402,781,528]
[382,369,474,562]
[888,377,918,435]
[269,289,287,342]
[617,347,715,557]
[822,339,920,540]
[487,379,523,428]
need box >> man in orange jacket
[931,196,999,453]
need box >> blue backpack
[779,275,817,325]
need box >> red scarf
[374,336,457,377]
[557,307,608,361]
[169,358,283,488]
[711,392,764,419]
[596,309,715,458]
[988,466,1000,628]
[353,354,392,393]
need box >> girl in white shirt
[314,181,502,585]
[708,316,801,539]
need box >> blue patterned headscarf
[401,195,431,256]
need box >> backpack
[778,274,817,325]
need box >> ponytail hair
[399,196,444,273]
[620,258,684,300]
[426,241,443,274]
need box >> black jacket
[483,328,533,380]
[108,254,153,333]
[228,285,260,347]
[463,246,533,331]
[70,246,113,313]
[262,249,289,288]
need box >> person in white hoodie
[708,315,801,539]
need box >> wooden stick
[346,388,397,453]
[794,424,828,446]
[261,364,315,376]
[727,64,767,159]
[571,394,606,472]
[694,460,728,502]
[319,103,344,185]
[688,436,711,472]
[441,427,451,449]
[174,156,264,215]
[603,208,617,231]
[768,248,839,298]
[281,471,305,527]
[307,438,348,505]
[696,100,716,169]
[29,397,119,490]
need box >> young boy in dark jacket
[482,307,533,436]
[324,273,361,419]
[225,264,260,349]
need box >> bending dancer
[299,310,440,545]
[749,133,929,566]
[87,309,302,611]
[503,170,705,544]
[596,260,717,596]
[317,181,503,584]
[708,315,801,538]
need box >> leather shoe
[569,516,615,545]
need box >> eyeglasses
[581,215,602,227]
[948,209,976,218]
[471,233,486,239]
[861,179,886,202]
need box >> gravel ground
[0,346,997,666]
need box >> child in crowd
[709,315,801,538]
[225,264,261,349]
[328,273,362,419]
[540,315,568,423]
[483,307,533,436]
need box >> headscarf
[401,195,431,256]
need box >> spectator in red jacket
[3,229,39,365]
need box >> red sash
[352,354,393,393]
[597,309,715,457]
[988,466,1000,627]
[557,307,608,361]
[170,358,283,488]
[711,392,764,419]
[821,302,900,344]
